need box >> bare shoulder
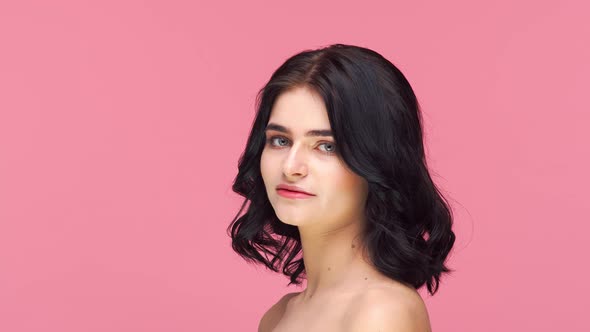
[257,291,300,332]
[344,283,431,332]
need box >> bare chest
[271,296,354,332]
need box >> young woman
[227,44,455,332]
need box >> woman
[227,44,455,331]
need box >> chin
[277,218,300,226]
[275,210,310,226]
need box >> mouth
[276,188,315,199]
[276,184,314,196]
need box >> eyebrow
[265,123,333,137]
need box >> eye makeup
[265,135,337,155]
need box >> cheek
[260,150,270,184]
[260,150,272,178]
[329,168,368,205]
[332,166,361,190]
[260,149,279,192]
[260,150,267,175]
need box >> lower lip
[277,189,315,199]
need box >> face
[260,86,369,230]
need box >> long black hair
[227,44,455,295]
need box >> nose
[282,142,308,179]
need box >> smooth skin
[258,86,431,332]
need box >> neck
[297,219,375,302]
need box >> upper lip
[276,184,315,196]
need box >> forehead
[269,87,330,127]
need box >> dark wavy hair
[227,43,455,295]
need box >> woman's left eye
[318,142,337,154]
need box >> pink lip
[276,184,314,196]
[277,189,315,199]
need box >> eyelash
[265,135,337,155]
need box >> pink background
[1,0,588,331]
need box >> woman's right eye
[267,136,289,147]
